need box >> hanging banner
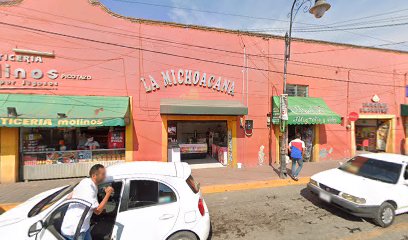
[280,94,289,121]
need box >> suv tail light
[198,198,205,216]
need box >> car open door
[28,199,91,240]
[90,181,124,239]
[113,179,180,240]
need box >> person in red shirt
[289,133,306,181]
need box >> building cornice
[89,0,408,55]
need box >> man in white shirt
[61,164,113,240]
[84,137,100,150]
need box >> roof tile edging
[0,0,406,55]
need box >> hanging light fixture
[57,113,67,119]
[7,107,18,117]
[309,0,331,18]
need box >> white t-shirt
[85,141,100,148]
[289,138,306,149]
[61,178,99,236]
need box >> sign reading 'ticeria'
[141,69,235,95]
[0,118,104,127]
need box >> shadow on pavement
[299,187,365,223]
[270,164,294,178]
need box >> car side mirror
[28,220,44,237]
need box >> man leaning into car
[61,164,113,240]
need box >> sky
[99,0,408,52]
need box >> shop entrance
[167,120,227,168]
[355,119,390,153]
[288,125,314,162]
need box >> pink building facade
[0,0,407,182]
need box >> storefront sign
[292,116,339,124]
[271,96,341,125]
[0,51,92,89]
[360,103,388,114]
[108,131,125,149]
[348,112,359,121]
[0,118,105,127]
[140,69,235,95]
[280,94,288,120]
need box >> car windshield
[339,156,402,184]
[28,184,76,218]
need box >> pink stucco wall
[0,0,407,166]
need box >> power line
[245,12,408,32]
[322,7,408,27]
[108,0,312,26]
[245,20,408,33]
[292,21,408,33]
[102,0,408,49]
[0,21,404,89]
[1,10,405,76]
[9,6,406,59]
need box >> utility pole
[279,0,331,179]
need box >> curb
[201,177,310,194]
[0,177,311,213]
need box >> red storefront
[0,0,408,182]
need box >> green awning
[0,94,129,127]
[160,99,248,115]
[272,96,341,125]
[401,104,408,116]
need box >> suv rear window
[186,175,200,194]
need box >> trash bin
[168,142,181,162]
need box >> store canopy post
[0,94,130,127]
[272,96,341,125]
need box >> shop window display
[355,119,390,152]
[167,121,228,165]
[22,127,125,166]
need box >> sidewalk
[0,160,342,213]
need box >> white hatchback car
[308,153,408,227]
[0,161,210,240]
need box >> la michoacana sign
[141,69,235,96]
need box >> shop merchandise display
[22,127,125,166]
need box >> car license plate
[319,192,331,202]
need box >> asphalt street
[205,185,408,240]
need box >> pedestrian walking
[61,164,113,240]
[289,133,306,181]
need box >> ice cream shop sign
[0,50,92,89]
[141,69,236,95]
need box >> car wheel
[168,231,198,240]
[373,202,395,228]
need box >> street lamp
[310,0,331,18]
[279,0,331,179]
